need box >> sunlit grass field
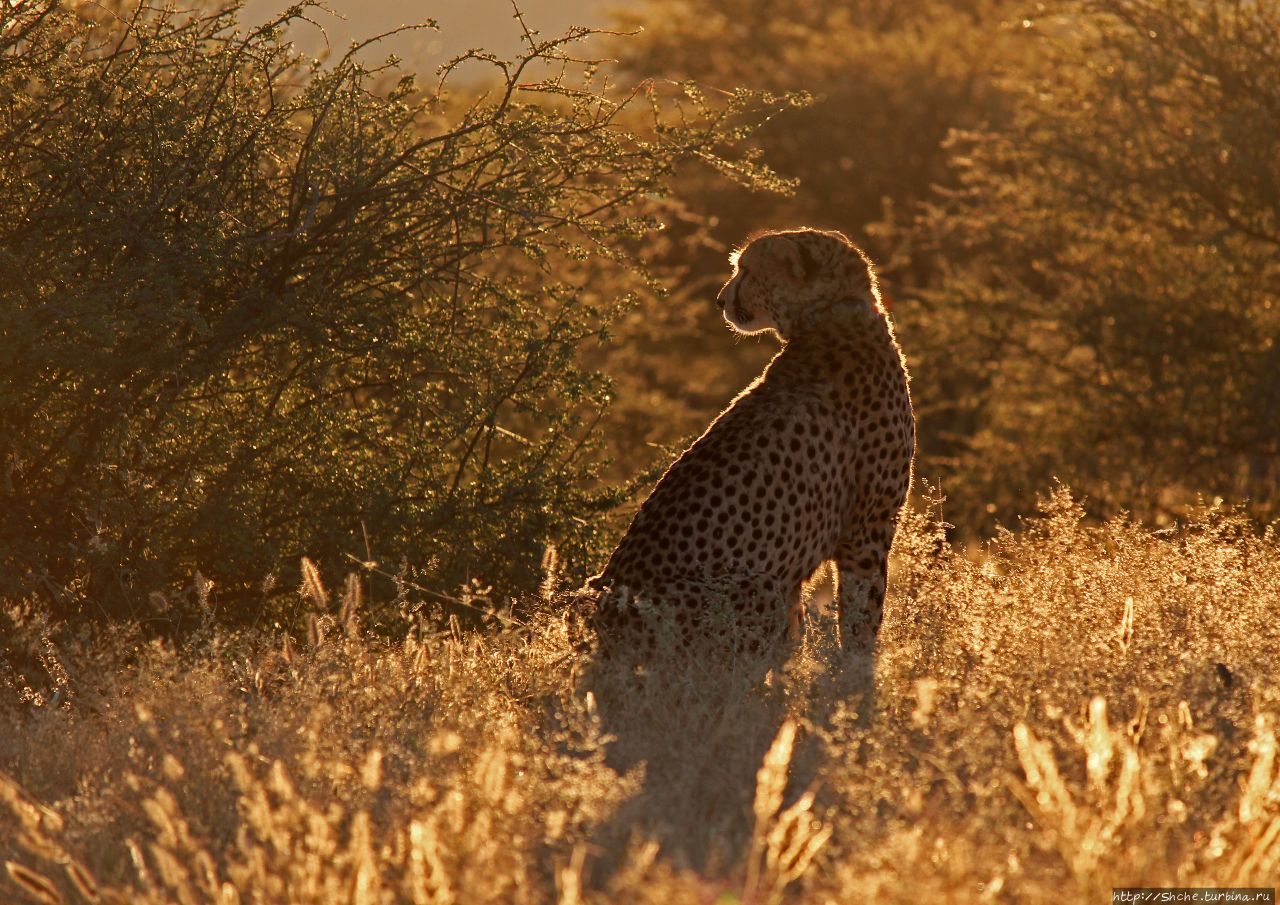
[4,488,1278,903]
[5,0,1280,900]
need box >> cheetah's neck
[764,308,904,392]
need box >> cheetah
[584,227,915,659]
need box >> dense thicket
[912,0,1280,525]
[0,0,784,622]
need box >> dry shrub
[3,487,1280,902]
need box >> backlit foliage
[911,0,1280,527]
[0,0,789,622]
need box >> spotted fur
[584,228,915,658]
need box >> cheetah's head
[717,228,881,341]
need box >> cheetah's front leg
[785,582,804,642]
[833,526,891,655]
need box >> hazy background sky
[240,0,610,72]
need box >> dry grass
[3,486,1279,903]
